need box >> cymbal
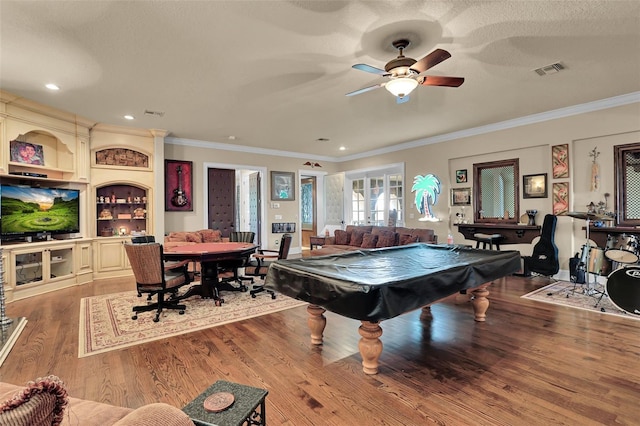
[566,211,613,221]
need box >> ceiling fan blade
[352,64,389,76]
[420,76,465,87]
[410,48,451,74]
[345,83,385,97]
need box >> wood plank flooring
[1,274,639,425]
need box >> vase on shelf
[526,209,538,226]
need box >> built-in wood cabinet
[96,184,148,238]
[1,91,163,292]
[91,237,132,280]
[3,240,93,302]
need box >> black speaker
[569,254,585,284]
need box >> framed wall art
[165,160,193,211]
[271,171,295,201]
[455,169,468,183]
[10,140,45,165]
[552,144,569,179]
[523,173,548,198]
[451,187,472,206]
[552,182,569,215]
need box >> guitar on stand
[171,165,190,208]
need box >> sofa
[310,225,437,256]
[0,375,193,425]
[163,228,224,248]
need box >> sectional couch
[310,225,437,256]
[0,376,192,425]
[163,228,224,248]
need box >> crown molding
[166,92,640,164]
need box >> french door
[348,172,404,227]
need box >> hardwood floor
[2,274,639,425]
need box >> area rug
[79,287,307,357]
[521,281,640,322]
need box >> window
[346,165,404,226]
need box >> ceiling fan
[346,39,464,103]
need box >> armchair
[124,243,191,322]
[246,233,292,299]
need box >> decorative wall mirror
[614,142,640,226]
[473,158,519,223]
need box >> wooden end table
[309,236,326,250]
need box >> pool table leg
[307,304,326,345]
[471,284,491,322]
[358,321,383,375]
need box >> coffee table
[182,380,268,426]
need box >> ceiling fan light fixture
[385,77,418,97]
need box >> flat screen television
[1,184,80,241]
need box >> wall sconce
[303,161,322,168]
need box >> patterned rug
[521,281,640,322]
[78,285,307,357]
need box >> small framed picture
[271,171,295,201]
[451,187,472,206]
[553,182,569,215]
[10,140,45,165]
[455,169,468,183]
[523,173,548,198]
[552,144,569,179]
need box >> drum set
[569,211,640,315]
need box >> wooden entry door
[207,168,235,237]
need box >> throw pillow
[334,230,350,245]
[166,231,189,242]
[349,231,365,247]
[185,232,203,243]
[376,230,397,248]
[361,233,378,248]
[198,229,222,243]
[0,375,68,426]
[399,234,419,245]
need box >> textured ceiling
[1,1,639,160]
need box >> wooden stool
[473,233,503,250]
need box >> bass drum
[606,267,640,315]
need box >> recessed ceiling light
[124,115,135,120]
[339,146,346,151]
[228,135,236,140]
[45,83,60,91]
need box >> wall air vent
[533,63,565,76]
[144,110,165,117]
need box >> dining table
[164,242,257,306]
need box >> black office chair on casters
[522,214,559,279]
[218,231,256,292]
[246,233,292,299]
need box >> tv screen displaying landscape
[1,185,80,236]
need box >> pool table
[264,243,521,374]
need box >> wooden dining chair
[124,243,191,322]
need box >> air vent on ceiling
[144,110,165,117]
[533,62,565,76]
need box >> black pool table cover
[264,243,521,322]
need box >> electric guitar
[171,165,189,207]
